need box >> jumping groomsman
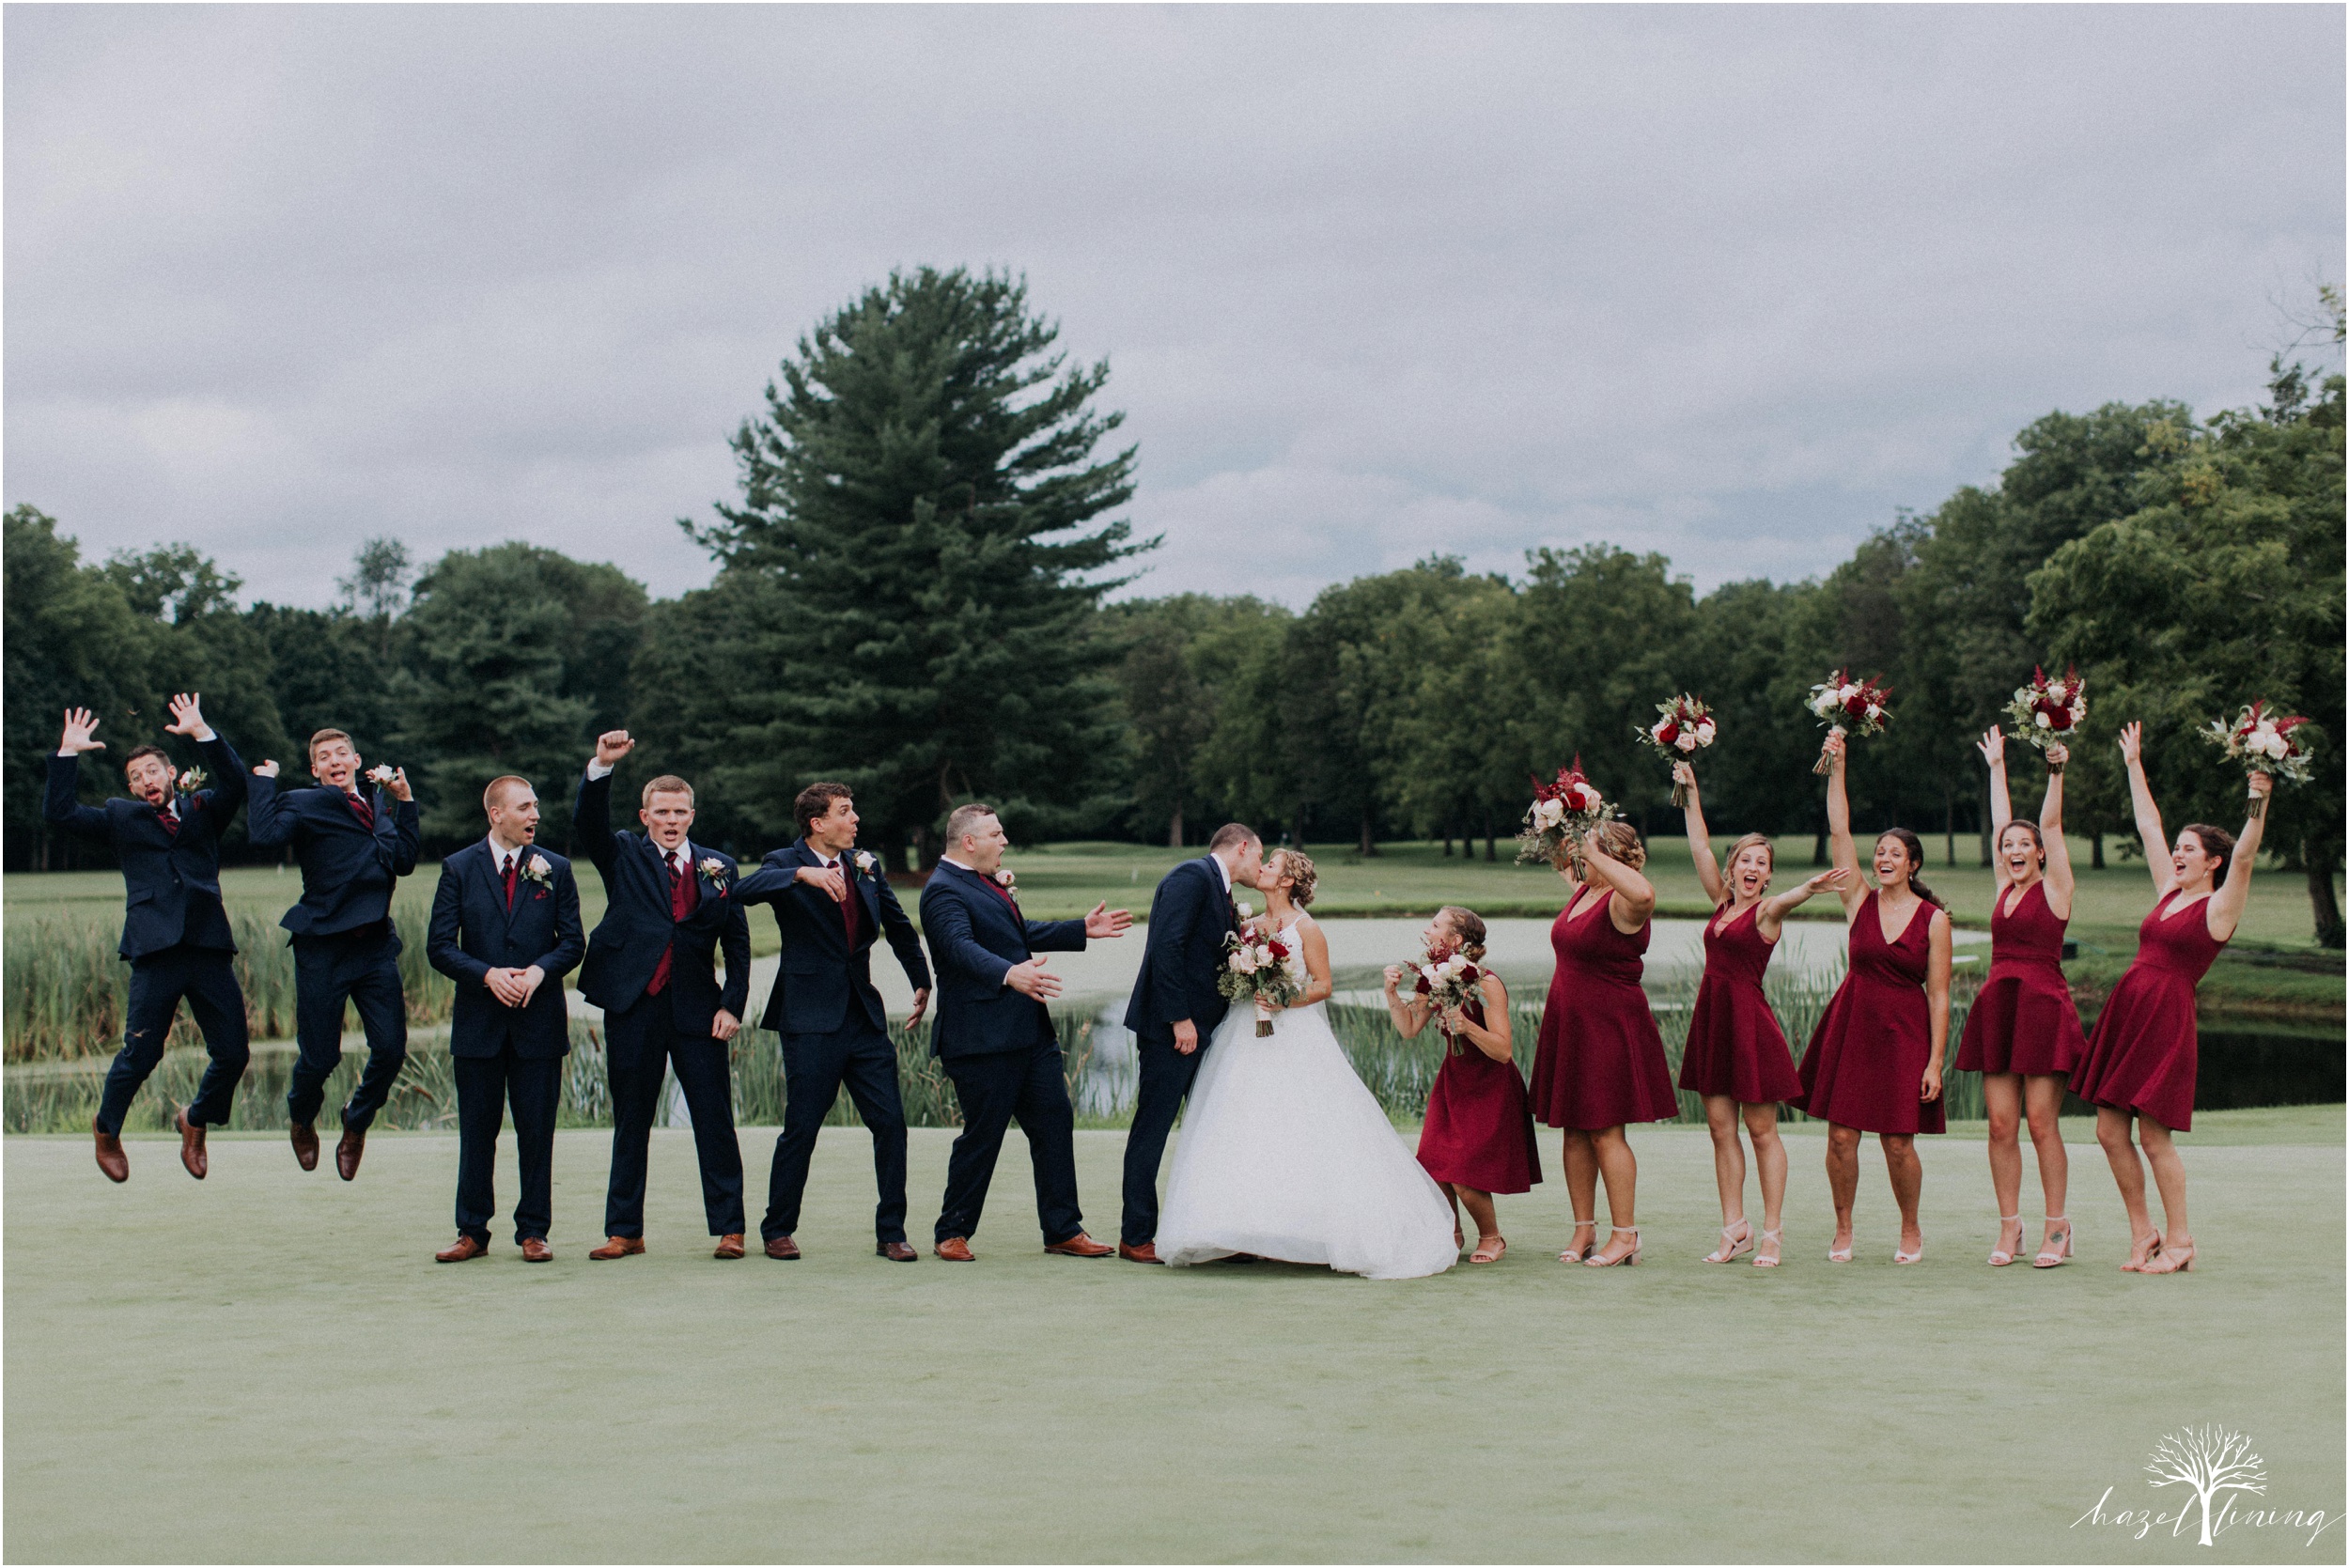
[45,696,251,1182]
[425,776,584,1263]
[735,783,933,1262]
[247,728,421,1179]
[573,731,752,1260]
[921,802,1130,1261]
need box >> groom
[1117,823,1263,1263]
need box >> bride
[1155,849,1460,1281]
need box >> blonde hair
[1270,847,1318,907]
[482,775,532,814]
[1438,906,1486,961]
[640,774,694,806]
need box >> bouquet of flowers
[1516,756,1616,869]
[1634,693,1716,805]
[2003,665,2086,770]
[1409,940,1487,1055]
[1805,669,1891,775]
[1218,925,1306,1036]
[2201,701,2315,800]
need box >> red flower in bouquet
[1805,668,1891,774]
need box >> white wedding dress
[1155,919,1459,1281]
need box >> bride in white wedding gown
[1155,849,1460,1281]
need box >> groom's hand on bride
[1006,957,1062,1001]
[1082,902,1131,939]
[1172,1018,1198,1055]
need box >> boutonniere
[697,856,729,892]
[853,850,878,875]
[176,766,209,795]
[365,764,397,787]
[992,868,1017,893]
[520,853,553,889]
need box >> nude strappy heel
[1892,1236,1924,1265]
[2032,1217,2072,1268]
[1828,1234,1853,1264]
[1703,1219,1754,1265]
[1987,1213,2023,1266]
[1584,1226,1641,1267]
[1469,1234,1507,1265]
[1751,1227,1783,1267]
[1558,1219,1598,1264]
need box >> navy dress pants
[96,945,250,1136]
[936,1035,1082,1247]
[602,997,745,1238]
[1120,1028,1206,1246]
[287,928,408,1134]
[454,1048,563,1245]
[764,1021,910,1244]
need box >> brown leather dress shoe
[934,1236,975,1262]
[92,1120,129,1184]
[1044,1232,1114,1258]
[765,1236,801,1261]
[334,1127,366,1181]
[588,1235,646,1260]
[175,1106,208,1180]
[435,1235,488,1263]
[520,1237,553,1263]
[1118,1241,1161,1264]
[876,1241,918,1262]
[289,1122,319,1172]
[713,1234,746,1259]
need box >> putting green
[7,1114,2341,1562]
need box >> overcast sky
[7,5,2341,610]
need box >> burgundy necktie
[501,855,517,910]
[156,805,179,838]
[346,791,376,831]
[646,850,698,994]
[832,860,860,946]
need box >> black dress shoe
[876,1241,918,1262]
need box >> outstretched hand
[382,767,413,803]
[1083,901,1131,939]
[1804,867,1854,897]
[163,693,211,739]
[1006,956,1062,1001]
[2116,721,2143,767]
[58,707,104,754]
[253,760,280,779]
[595,729,634,768]
[1975,726,2004,767]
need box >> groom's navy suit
[736,840,931,1245]
[1120,854,1242,1247]
[573,767,751,1238]
[246,770,421,1135]
[920,860,1090,1246]
[44,731,252,1135]
[426,839,584,1247]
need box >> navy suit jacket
[426,840,586,1059]
[736,840,931,1037]
[919,860,1086,1062]
[571,768,750,1032]
[43,732,248,961]
[246,774,421,940]
[1123,856,1240,1039]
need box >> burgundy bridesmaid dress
[2068,893,2227,1131]
[1529,887,1680,1130]
[1795,891,1946,1135]
[1415,986,1543,1195]
[1676,902,1804,1104]
[1955,878,2087,1076]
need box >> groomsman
[1118,823,1262,1262]
[921,802,1130,1261]
[44,696,251,1182]
[425,776,584,1263]
[247,728,420,1180]
[573,732,752,1259]
[735,784,933,1261]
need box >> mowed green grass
[8,1112,2341,1563]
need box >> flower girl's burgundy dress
[1676,902,1804,1104]
[1414,983,1542,1195]
[1530,887,1679,1130]
[2069,894,2226,1131]
[1955,878,2086,1077]
[1796,892,1945,1135]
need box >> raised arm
[386,785,421,877]
[1756,866,1852,942]
[2206,772,2271,942]
[2116,722,2172,898]
[1579,833,1657,933]
[2038,741,2075,920]
[243,766,293,847]
[571,739,625,877]
[1676,762,1726,907]
[1824,732,1864,915]
[1978,727,2014,892]
[1444,972,1515,1064]
[43,709,112,844]
[1381,964,1436,1039]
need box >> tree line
[9,269,2341,945]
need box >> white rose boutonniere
[993,868,1017,893]
[365,764,397,786]
[697,856,729,893]
[521,853,553,888]
[853,850,878,875]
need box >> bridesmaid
[1385,906,1541,1265]
[1673,761,1849,1268]
[1959,728,2086,1269]
[2070,722,2271,1275]
[1529,819,1679,1268]
[1795,731,1954,1265]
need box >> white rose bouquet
[1805,669,1891,775]
[2201,700,2315,810]
[2003,665,2087,771]
[1216,927,1306,1037]
[1409,939,1488,1055]
[1634,693,1716,805]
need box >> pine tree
[685,267,1147,865]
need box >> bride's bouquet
[2003,665,2086,771]
[1805,668,1891,775]
[1516,756,1615,870]
[1634,693,1716,805]
[1218,926,1306,1037]
[1409,940,1487,1054]
[2201,701,2314,817]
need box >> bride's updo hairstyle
[1595,820,1647,870]
[1272,848,1319,906]
[1438,906,1487,962]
